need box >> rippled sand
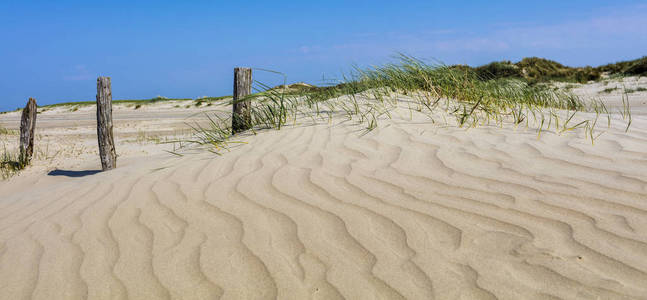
[1,92,646,299]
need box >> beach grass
[1,144,22,180]
[625,87,647,93]
[602,87,620,93]
[0,125,11,135]
[0,127,21,179]
[184,54,630,153]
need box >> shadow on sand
[47,169,102,178]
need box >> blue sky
[1,0,646,111]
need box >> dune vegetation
[0,147,22,180]
[0,124,10,135]
[3,56,642,115]
[39,96,194,110]
[467,56,647,83]
[1,126,21,180]
[2,55,637,177]
[1,96,232,114]
[188,55,632,153]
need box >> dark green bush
[474,61,522,80]
[623,57,647,76]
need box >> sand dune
[1,93,647,299]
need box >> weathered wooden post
[232,67,252,134]
[96,76,117,170]
[19,98,37,166]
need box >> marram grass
[1,127,22,179]
[176,55,633,153]
[1,144,23,180]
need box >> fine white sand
[1,81,646,299]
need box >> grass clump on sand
[250,55,587,130]
[1,127,23,180]
[1,127,21,179]
[193,97,230,108]
[1,146,23,180]
[0,125,11,135]
[0,126,42,180]
[185,55,631,153]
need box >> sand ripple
[1,109,647,299]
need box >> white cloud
[292,3,647,65]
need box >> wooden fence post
[19,98,37,166]
[232,67,252,134]
[96,76,117,170]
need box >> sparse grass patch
[39,96,195,110]
[563,84,578,91]
[620,88,632,132]
[178,113,242,155]
[601,87,619,93]
[195,96,231,102]
[194,96,231,108]
[133,130,163,144]
[0,125,10,135]
[1,145,23,180]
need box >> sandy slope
[1,91,647,299]
[0,101,225,174]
